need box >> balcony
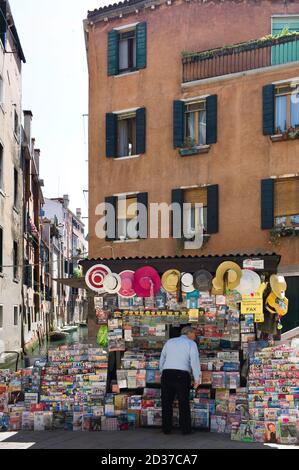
[182,32,299,84]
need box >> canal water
[4,326,90,370]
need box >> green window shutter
[206,95,218,145]
[137,192,148,239]
[105,196,117,241]
[136,108,146,155]
[173,101,185,148]
[171,189,184,238]
[263,84,275,136]
[0,0,7,48]
[106,113,117,158]
[107,30,119,76]
[261,179,274,230]
[207,185,219,234]
[136,22,147,70]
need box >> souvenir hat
[85,264,111,293]
[270,274,287,299]
[235,269,261,296]
[213,261,242,291]
[103,273,122,294]
[265,291,289,317]
[133,267,161,298]
[161,269,181,293]
[118,270,136,298]
[193,270,213,292]
[181,273,195,293]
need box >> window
[13,168,18,207]
[14,110,19,136]
[0,305,3,328]
[185,101,207,146]
[274,178,299,228]
[117,195,138,240]
[184,188,208,238]
[28,308,31,331]
[0,143,3,190]
[117,113,136,157]
[108,22,147,76]
[13,241,18,279]
[275,84,299,132]
[0,226,3,273]
[119,29,136,73]
[14,306,18,326]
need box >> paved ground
[1,429,297,449]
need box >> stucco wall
[87,0,299,270]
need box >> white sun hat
[103,273,122,294]
[236,269,261,296]
[181,272,195,293]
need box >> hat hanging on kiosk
[265,291,289,317]
[270,274,287,299]
[181,273,195,293]
[118,270,136,298]
[85,264,111,293]
[193,270,213,292]
[212,261,242,292]
[161,269,181,293]
[133,267,161,298]
[235,269,261,296]
[103,273,122,294]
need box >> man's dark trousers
[161,369,192,434]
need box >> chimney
[34,149,40,175]
[63,194,70,209]
[23,110,33,147]
[76,208,82,219]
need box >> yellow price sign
[241,299,263,315]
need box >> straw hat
[236,270,261,296]
[133,267,161,298]
[161,269,181,293]
[181,273,195,293]
[103,273,122,294]
[270,275,287,299]
[212,261,242,292]
[193,270,213,292]
[265,291,288,317]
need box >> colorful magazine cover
[210,414,227,433]
[0,413,10,432]
[34,412,45,431]
[53,411,66,430]
[264,421,278,444]
[21,412,34,431]
[277,421,298,445]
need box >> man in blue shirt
[159,326,201,435]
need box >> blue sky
[10,0,110,222]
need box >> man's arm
[190,342,201,383]
[159,343,167,373]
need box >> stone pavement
[0,428,292,449]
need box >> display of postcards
[278,421,298,445]
[205,308,217,323]
[101,416,118,431]
[199,338,221,350]
[143,388,161,399]
[104,403,115,416]
[239,420,255,442]
[109,339,126,352]
[228,397,236,414]
[53,411,66,430]
[136,370,146,388]
[253,420,266,443]
[225,372,240,389]
[241,333,256,343]
[211,372,225,388]
[146,409,162,427]
[186,291,199,309]
[132,296,144,308]
[128,395,142,410]
[264,408,280,421]
[0,412,10,432]
[223,362,240,372]
[199,293,215,306]
[216,296,226,306]
[240,315,255,333]
[24,392,39,408]
[72,412,83,431]
[166,292,180,310]
[225,414,241,434]
[210,414,227,433]
[64,412,74,431]
[94,296,104,309]
[144,297,156,309]
[0,388,8,413]
[96,309,108,324]
[21,411,34,431]
[155,290,166,309]
[215,400,229,414]
[215,389,230,401]
[264,421,278,444]
[192,409,209,429]
[231,421,241,441]
[249,408,264,420]
[104,295,118,311]
[124,326,133,342]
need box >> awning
[53,278,87,289]
[80,253,281,275]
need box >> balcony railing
[182,33,299,83]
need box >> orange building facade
[84,0,299,330]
